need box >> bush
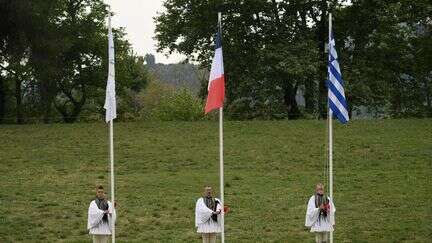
[151,88,204,121]
[227,96,287,120]
[139,81,174,119]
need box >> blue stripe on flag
[329,63,344,85]
[326,80,348,110]
[329,53,336,63]
[329,99,348,124]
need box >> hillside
[0,119,431,242]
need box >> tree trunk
[15,78,24,124]
[424,77,431,117]
[391,77,403,117]
[43,100,52,123]
[304,78,318,116]
[55,87,86,123]
[60,103,84,123]
[0,76,5,124]
[317,0,328,119]
[40,81,53,124]
[348,99,353,119]
[283,84,301,119]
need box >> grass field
[0,119,431,242]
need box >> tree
[155,0,343,119]
[0,0,150,123]
[0,0,43,123]
[49,0,109,123]
[336,0,432,117]
[155,0,431,119]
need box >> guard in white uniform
[305,183,336,243]
[87,185,116,243]
[195,186,222,243]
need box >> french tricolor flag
[205,30,225,114]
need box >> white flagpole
[218,11,225,243]
[108,11,116,243]
[109,120,115,243]
[219,106,225,243]
[328,12,334,243]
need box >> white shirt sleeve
[195,198,214,227]
[305,196,319,227]
[87,201,105,230]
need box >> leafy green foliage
[336,0,432,118]
[0,0,150,123]
[151,88,204,121]
[154,0,338,119]
[154,0,432,119]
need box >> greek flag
[327,32,349,123]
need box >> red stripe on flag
[205,75,225,114]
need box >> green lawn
[0,119,431,242]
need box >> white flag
[104,15,117,122]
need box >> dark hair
[96,185,104,190]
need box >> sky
[104,0,185,64]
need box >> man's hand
[104,210,109,214]
[319,205,325,210]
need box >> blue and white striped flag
[327,32,349,123]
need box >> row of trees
[0,0,148,123]
[1,0,430,123]
[155,0,432,119]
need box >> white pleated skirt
[197,219,222,233]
